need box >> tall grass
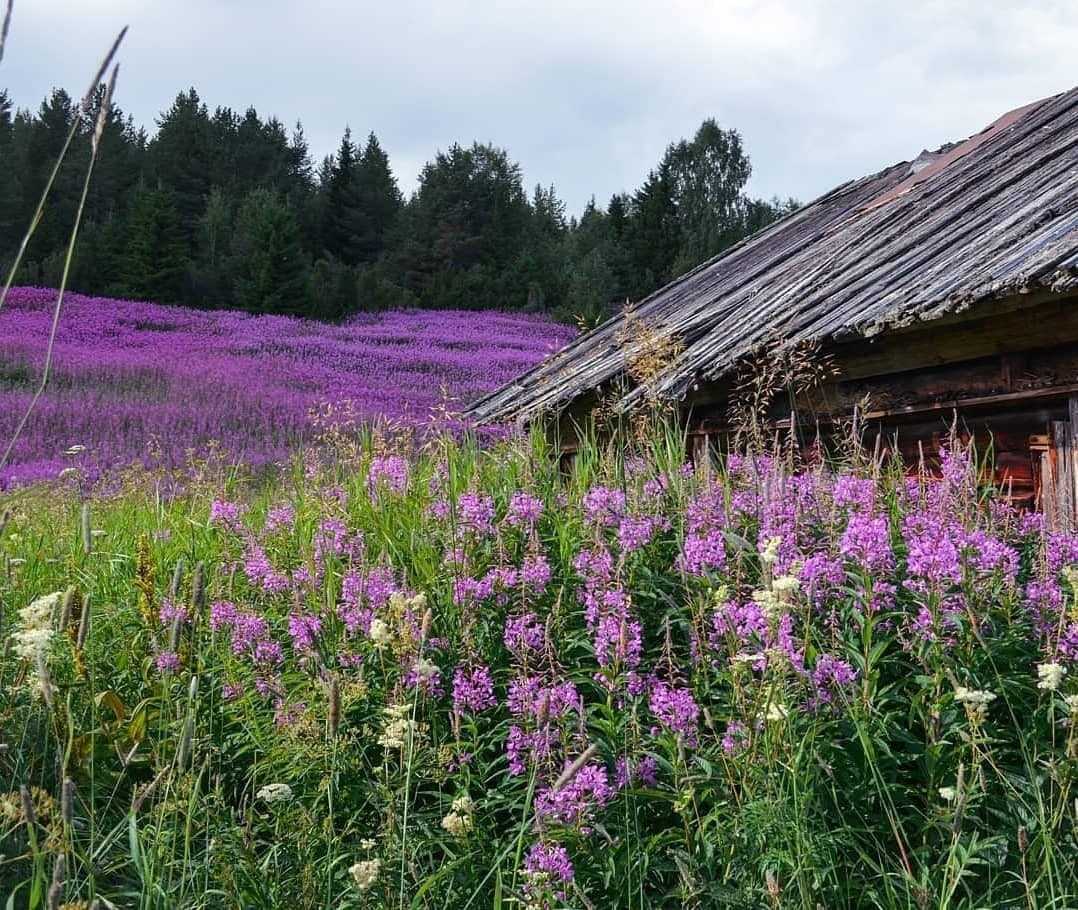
[0,0,127,479]
[2,418,1076,908]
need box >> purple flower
[721,721,749,755]
[648,679,700,745]
[811,653,859,703]
[452,664,497,714]
[505,491,543,528]
[456,492,496,538]
[679,528,727,576]
[523,841,574,884]
[839,512,893,574]
[535,762,613,830]
[582,485,626,526]
[288,612,322,653]
[159,598,189,626]
[617,514,664,553]
[209,499,247,533]
[264,504,295,532]
[155,650,180,673]
[367,455,410,495]
[504,612,546,655]
[615,754,659,789]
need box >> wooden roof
[468,87,1078,425]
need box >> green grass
[1,421,1077,908]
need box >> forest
[0,85,797,322]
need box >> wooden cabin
[468,87,1078,518]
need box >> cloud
[2,0,1074,215]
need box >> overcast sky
[4,1,1076,217]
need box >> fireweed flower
[615,754,659,789]
[523,841,574,892]
[1037,662,1067,691]
[452,664,497,714]
[367,454,410,495]
[208,499,247,533]
[505,490,543,528]
[648,679,700,745]
[582,485,626,526]
[535,762,614,831]
[264,504,296,532]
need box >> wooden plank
[1051,420,1072,530]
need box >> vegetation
[2,419,1077,908]
[0,286,575,489]
[0,81,796,322]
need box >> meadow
[2,356,1078,907]
[0,286,576,489]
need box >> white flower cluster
[255,782,294,805]
[1037,662,1067,691]
[368,617,392,648]
[760,536,783,566]
[12,592,62,664]
[377,703,427,751]
[350,858,380,892]
[954,686,996,722]
[441,794,474,838]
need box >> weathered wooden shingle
[468,87,1078,425]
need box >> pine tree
[231,189,310,315]
[119,185,187,301]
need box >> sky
[3,0,1076,218]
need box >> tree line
[0,86,798,323]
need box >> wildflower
[771,574,801,597]
[368,617,392,648]
[1064,694,1078,715]
[764,697,789,722]
[648,679,700,744]
[938,786,956,801]
[349,858,380,892]
[760,535,783,565]
[954,686,997,722]
[523,840,574,888]
[255,782,294,804]
[441,810,471,837]
[13,593,62,697]
[452,664,497,714]
[441,795,474,837]
[378,703,426,751]
[1037,662,1067,691]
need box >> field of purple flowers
[3,421,1077,907]
[0,286,575,488]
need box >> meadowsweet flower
[1064,694,1078,715]
[378,704,426,750]
[368,617,392,648]
[760,535,783,565]
[441,795,474,837]
[938,786,956,801]
[13,593,62,688]
[349,858,380,891]
[1037,662,1067,691]
[764,697,789,722]
[441,809,472,837]
[256,782,294,804]
[954,686,996,722]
